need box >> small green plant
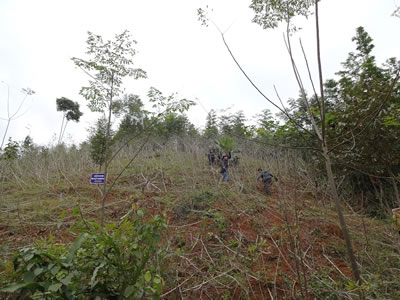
[213,211,227,232]
[248,238,268,255]
[192,190,215,209]
[202,211,227,233]
[1,210,167,299]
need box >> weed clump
[173,190,216,218]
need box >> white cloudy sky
[0,0,399,146]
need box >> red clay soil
[0,225,75,254]
[1,180,359,299]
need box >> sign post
[90,173,106,184]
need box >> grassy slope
[1,150,400,299]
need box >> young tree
[231,110,249,137]
[21,135,34,156]
[249,0,364,284]
[1,138,20,161]
[219,110,234,135]
[254,108,278,139]
[56,97,83,144]
[88,117,114,171]
[113,94,148,140]
[204,109,219,139]
[73,30,196,227]
[0,82,35,150]
[72,30,147,226]
[146,87,196,140]
[153,112,190,139]
[324,27,400,207]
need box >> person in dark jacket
[207,149,215,165]
[220,152,231,182]
[257,168,274,195]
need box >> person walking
[220,152,231,182]
[207,149,215,165]
[257,168,275,195]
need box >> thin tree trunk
[101,72,114,228]
[58,114,66,145]
[315,0,325,139]
[322,145,361,283]
[1,83,11,150]
[314,1,361,284]
[61,120,69,144]
[0,119,11,150]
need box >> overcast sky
[1,0,399,147]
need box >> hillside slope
[1,150,400,299]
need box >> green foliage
[209,211,227,233]
[1,212,167,299]
[173,190,216,219]
[309,265,400,300]
[204,109,219,139]
[267,26,400,210]
[147,87,196,139]
[231,110,251,137]
[147,87,195,116]
[1,138,19,160]
[273,93,322,150]
[250,0,315,31]
[153,112,191,139]
[191,190,216,208]
[88,117,114,168]
[21,135,34,155]
[247,238,268,256]
[254,108,280,143]
[218,112,233,135]
[56,97,83,144]
[56,97,83,122]
[72,30,147,113]
[217,136,235,153]
[324,27,400,205]
[255,109,277,133]
[114,94,148,140]
[113,88,196,141]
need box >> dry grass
[1,143,400,299]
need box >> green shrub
[1,210,167,299]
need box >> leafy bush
[1,210,167,299]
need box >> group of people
[207,149,275,195]
[207,149,231,181]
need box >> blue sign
[90,173,106,184]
